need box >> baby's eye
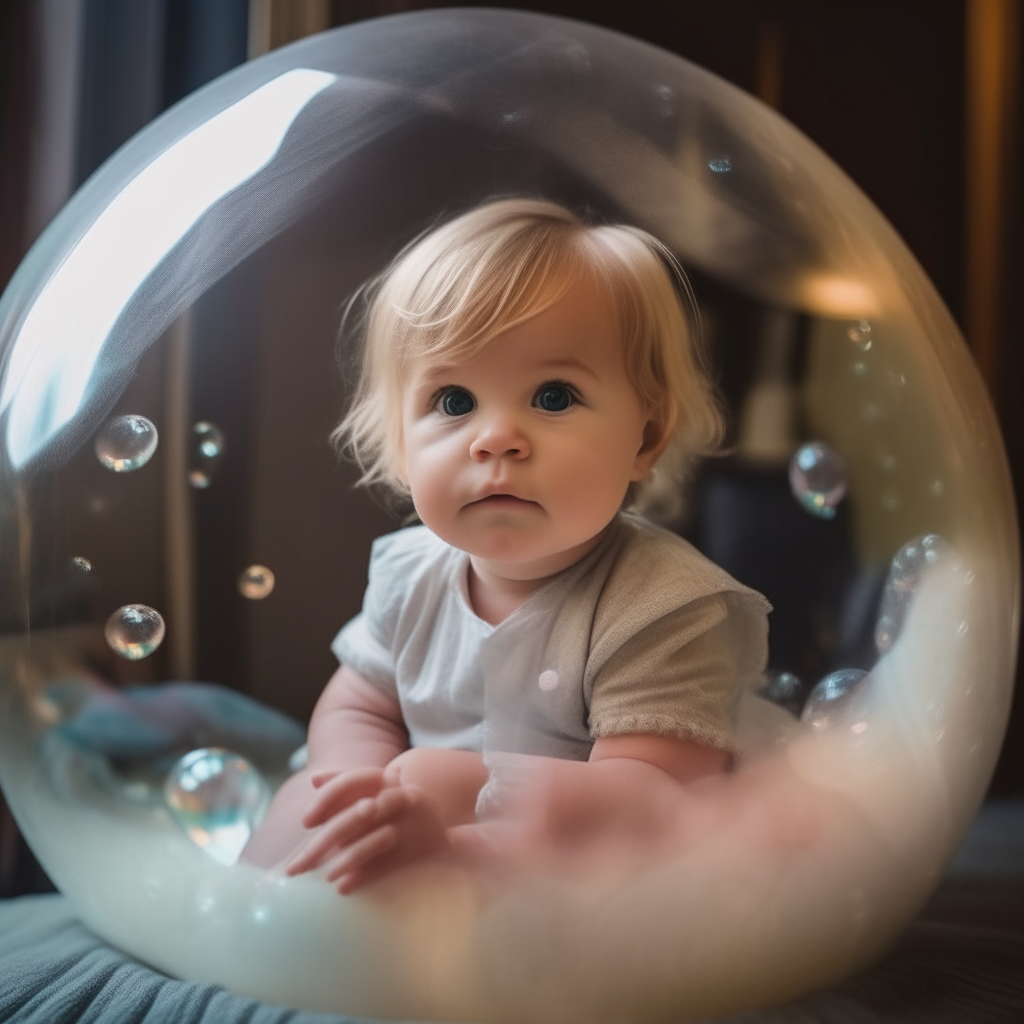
[533,383,575,413]
[439,388,475,417]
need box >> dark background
[0,0,1020,896]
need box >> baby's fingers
[323,824,398,886]
[302,768,386,828]
[286,797,378,875]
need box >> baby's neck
[466,566,545,626]
[466,529,608,626]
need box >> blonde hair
[333,198,724,521]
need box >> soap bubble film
[104,604,166,660]
[94,414,158,472]
[0,9,1016,1022]
[788,441,848,519]
[164,748,270,866]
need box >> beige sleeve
[588,592,769,754]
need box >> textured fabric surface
[2,884,1022,1024]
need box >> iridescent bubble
[847,319,873,350]
[238,565,275,600]
[193,421,225,459]
[189,421,225,488]
[802,668,869,732]
[788,442,847,519]
[757,670,805,717]
[875,534,955,654]
[164,748,270,866]
[105,604,166,660]
[94,414,158,472]
[70,556,92,573]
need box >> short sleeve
[330,533,410,698]
[588,591,769,755]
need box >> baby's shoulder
[365,525,457,609]
[603,514,771,619]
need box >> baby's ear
[631,411,675,480]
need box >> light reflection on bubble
[94,414,158,472]
[189,470,210,489]
[238,565,275,600]
[847,319,873,350]
[875,534,955,654]
[164,748,270,866]
[707,156,732,173]
[788,441,847,519]
[190,421,225,488]
[757,669,804,716]
[802,668,869,731]
[70,556,92,573]
[105,603,166,660]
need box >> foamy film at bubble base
[0,10,1017,1022]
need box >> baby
[242,199,769,890]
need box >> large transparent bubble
[0,9,1017,1021]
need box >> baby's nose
[468,414,530,461]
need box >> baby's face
[401,275,662,579]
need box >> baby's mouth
[467,493,538,509]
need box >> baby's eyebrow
[536,357,599,381]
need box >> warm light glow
[800,273,879,317]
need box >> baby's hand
[284,766,450,894]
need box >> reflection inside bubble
[802,668,869,731]
[875,534,954,653]
[94,414,158,472]
[788,441,847,519]
[164,748,270,866]
[238,565,275,600]
[104,604,166,660]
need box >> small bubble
[105,604,166,660]
[887,370,907,388]
[957,620,969,637]
[164,748,269,866]
[788,442,847,519]
[757,670,805,716]
[193,421,224,459]
[238,565,275,600]
[538,669,560,691]
[847,320,873,350]
[929,479,944,496]
[708,156,732,173]
[70,556,92,573]
[802,669,869,732]
[95,415,158,472]
[190,421,224,487]
[875,534,957,653]
[964,570,976,585]
[852,361,868,377]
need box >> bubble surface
[164,748,270,866]
[875,534,956,654]
[802,668,869,731]
[757,670,805,716]
[94,415,158,472]
[238,565,275,600]
[788,442,848,519]
[104,604,166,660]
[847,319,873,350]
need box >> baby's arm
[241,664,410,868]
